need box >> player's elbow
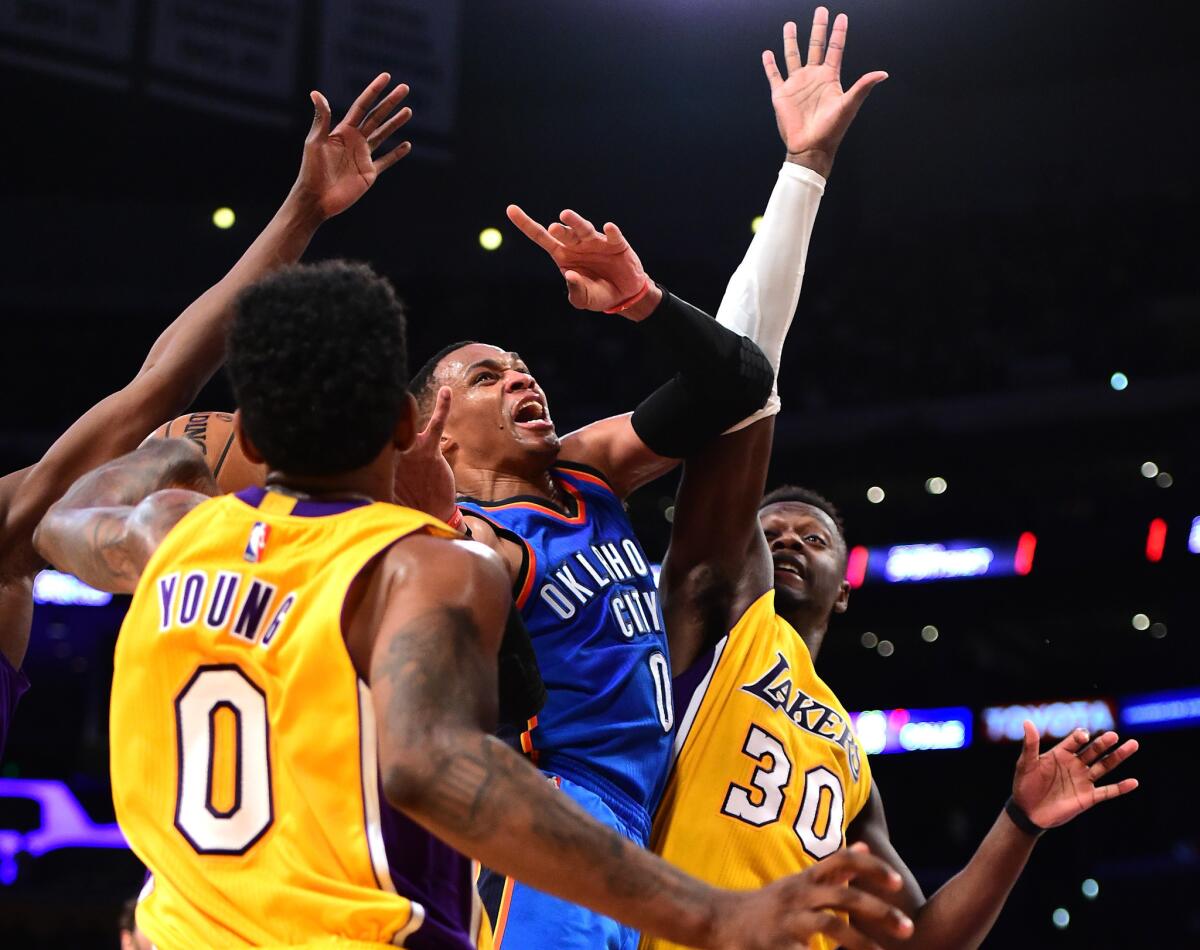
[32,510,66,567]
[380,760,433,813]
[378,735,451,814]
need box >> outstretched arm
[847,723,1139,949]
[0,74,412,667]
[33,439,217,594]
[719,8,886,429]
[661,8,886,672]
[370,537,913,950]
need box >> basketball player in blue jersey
[37,258,915,950]
[0,72,414,757]
[408,217,776,946]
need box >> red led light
[1014,532,1037,576]
[1145,518,1168,563]
[846,545,869,589]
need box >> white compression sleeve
[716,161,825,431]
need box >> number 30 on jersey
[720,724,845,859]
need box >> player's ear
[833,578,851,614]
[233,410,265,465]
[393,393,418,452]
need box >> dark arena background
[2,0,1197,946]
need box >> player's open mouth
[772,554,806,580]
[513,397,553,431]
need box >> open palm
[762,8,888,177]
[1013,720,1139,829]
[298,73,414,221]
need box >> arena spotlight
[1109,371,1128,391]
[866,486,885,504]
[861,631,878,649]
[1149,622,1167,639]
[751,215,764,233]
[1052,908,1070,930]
[921,624,939,642]
[1131,613,1150,631]
[1141,461,1159,478]
[877,639,895,657]
[1155,471,1173,488]
[1082,878,1100,900]
[212,206,235,229]
[479,227,503,251]
[924,476,947,495]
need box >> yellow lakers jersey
[110,487,489,950]
[644,591,872,950]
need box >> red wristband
[603,278,653,314]
[445,507,465,532]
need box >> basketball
[150,411,267,494]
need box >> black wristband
[1004,796,1046,838]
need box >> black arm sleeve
[496,604,546,727]
[630,287,774,458]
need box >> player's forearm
[387,729,720,948]
[716,162,825,430]
[134,187,326,413]
[898,810,1036,950]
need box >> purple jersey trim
[376,774,476,950]
[672,641,717,722]
[234,486,370,517]
[0,650,30,760]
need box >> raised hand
[710,844,913,950]
[393,386,459,524]
[762,7,888,177]
[505,205,660,319]
[1013,720,1139,830]
[295,73,414,220]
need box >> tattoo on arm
[372,605,714,934]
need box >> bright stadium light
[921,624,939,642]
[212,206,236,229]
[867,486,885,504]
[1082,878,1099,900]
[1052,908,1070,930]
[861,631,878,649]
[479,227,503,251]
[925,476,947,495]
[1131,613,1150,631]
[1155,471,1173,488]
[877,639,895,657]
[1109,372,1128,391]
[1141,461,1159,478]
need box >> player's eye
[472,371,498,384]
[806,535,827,546]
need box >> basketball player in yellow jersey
[37,260,917,950]
[651,12,1139,945]
[0,70,413,760]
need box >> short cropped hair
[759,484,846,541]
[228,260,408,475]
[410,340,478,420]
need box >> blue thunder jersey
[457,463,673,829]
